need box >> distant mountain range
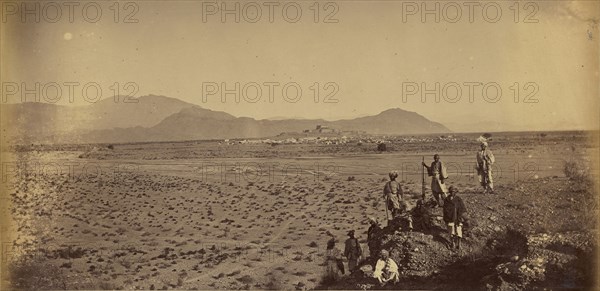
[1,95,450,144]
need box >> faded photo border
[1,0,599,290]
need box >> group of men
[420,141,496,206]
[325,227,400,286]
[324,229,364,281]
[370,141,494,284]
[326,142,495,285]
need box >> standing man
[383,171,403,221]
[344,230,362,273]
[422,154,448,207]
[443,186,467,250]
[367,217,382,258]
[325,237,344,281]
[476,142,495,193]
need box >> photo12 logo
[1,1,140,24]
[400,1,539,23]
[1,161,141,185]
[201,82,339,104]
[401,82,540,104]
[200,1,339,23]
[197,161,340,183]
[1,82,139,104]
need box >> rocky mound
[319,177,598,290]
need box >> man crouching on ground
[373,249,399,286]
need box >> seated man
[390,201,413,232]
[373,249,399,286]
[411,199,432,232]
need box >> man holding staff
[422,154,449,207]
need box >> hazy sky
[2,0,599,131]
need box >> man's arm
[441,162,448,180]
[355,239,362,256]
[374,260,384,273]
[457,197,467,221]
[389,259,399,273]
[487,150,495,165]
[343,241,350,257]
[397,184,403,200]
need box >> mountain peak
[378,107,414,115]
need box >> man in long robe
[344,230,362,273]
[443,186,467,250]
[422,154,448,207]
[476,142,495,193]
[367,217,382,257]
[325,238,343,281]
[383,171,403,220]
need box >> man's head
[400,201,409,212]
[327,238,335,250]
[347,230,355,238]
[368,216,379,226]
[448,186,458,196]
[433,154,440,162]
[389,171,398,180]
[380,249,389,260]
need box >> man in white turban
[383,171,403,220]
[476,142,495,193]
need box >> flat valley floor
[1,131,598,290]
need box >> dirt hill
[318,176,597,290]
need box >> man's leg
[433,191,440,207]
[479,173,487,193]
[391,272,400,283]
[456,223,463,249]
[348,258,356,272]
[447,223,456,249]
[487,171,494,193]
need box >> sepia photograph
[1,0,599,290]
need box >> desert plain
[1,131,598,290]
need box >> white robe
[373,258,399,282]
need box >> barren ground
[1,131,598,290]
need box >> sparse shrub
[377,143,387,151]
[563,161,588,181]
[265,272,285,290]
[237,275,254,284]
[293,271,308,276]
[107,144,114,150]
